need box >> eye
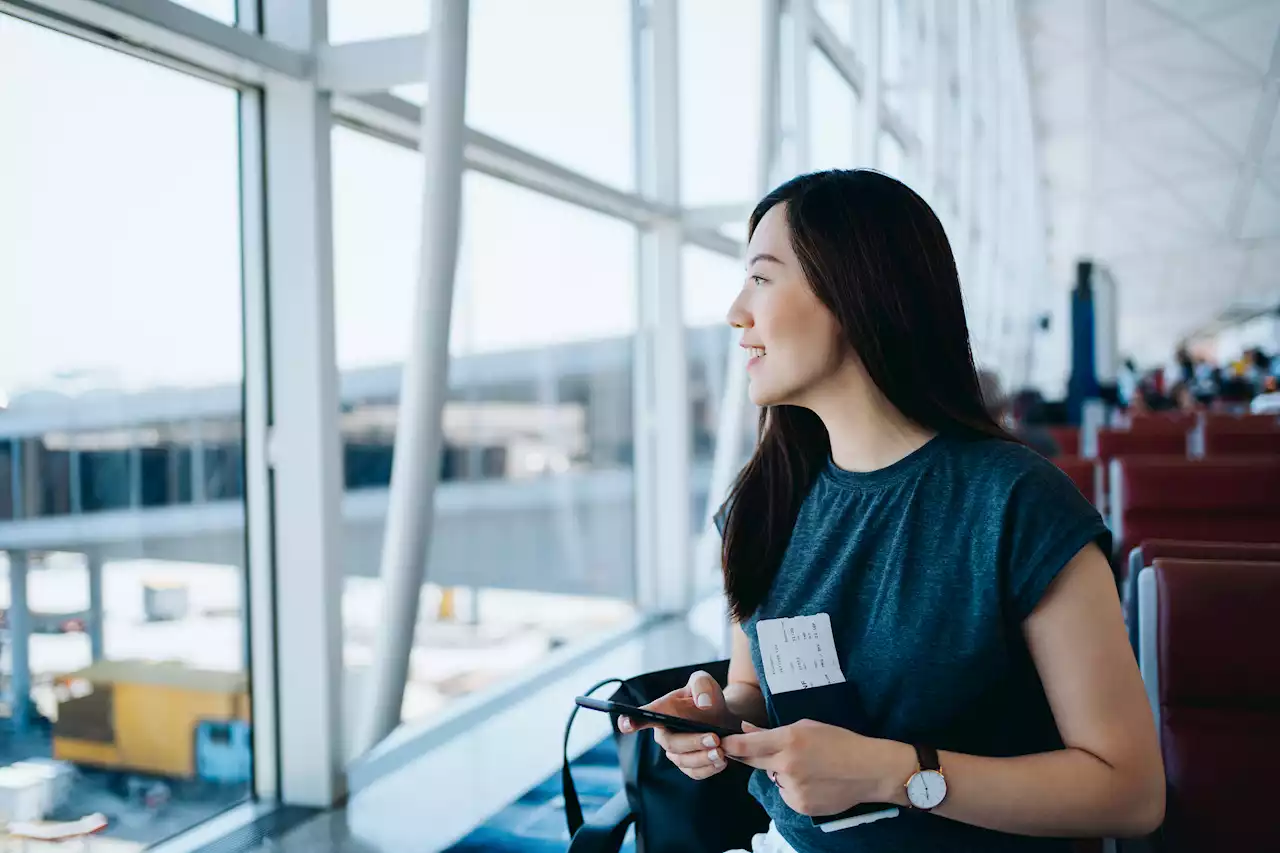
[749,275,768,287]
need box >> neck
[802,368,936,473]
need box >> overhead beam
[811,11,865,94]
[0,0,307,84]
[1226,25,1280,238]
[317,33,427,94]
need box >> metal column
[261,0,347,807]
[8,551,30,732]
[87,551,104,661]
[354,0,470,756]
[633,0,692,614]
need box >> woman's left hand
[721,720,912,817]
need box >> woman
[619,171,1164,852]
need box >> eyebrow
[747,253,783,268]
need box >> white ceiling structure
[1018,0,1280,365]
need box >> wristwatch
[904,744,947,811]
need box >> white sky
[0,0,853,398]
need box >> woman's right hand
[618,670,742,781]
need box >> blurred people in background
[1119,344,1277,415]
[979,369,1060,458]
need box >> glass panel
[683,246,755,598]
[809,49,859,171]
[815,0,853,41]
[332,130,638,730]
[684,245,740,470]
[0,16,250,840]
[172,0,236,25]
[680,0,762,206]
[328,0,429,43]
[879,130,907,180]
[468,0,633,190]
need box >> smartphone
[574,696,742,739]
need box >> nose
[726,290,752,330]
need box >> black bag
[562,659,771,853]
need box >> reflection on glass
[680,0,762,206]
[0,17,249,844]
[809,49,859,172]
[332,133,638,729]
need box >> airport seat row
[1105,422,1280,848]
[1136,558,1280,851]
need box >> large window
[809,49,859,171]
[680,0,763,207]
[0,16,250,843]
[332,131,638,727]
[468,0,634,190]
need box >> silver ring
[769,769,782,788]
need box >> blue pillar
[1067,260,1099,426]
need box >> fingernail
[618,716,632,732]
[707,749,720,762]
[701,735,716,748]
[695,693,712,709]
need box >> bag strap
[563,677,625,838]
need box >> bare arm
[878,544,1166,837]
[724,621,770,728]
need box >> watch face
[907,769,947,809]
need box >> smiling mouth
[747,347,766,358]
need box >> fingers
[653,728,721,753]
[664,745,727,778]
[686,670,722,711]
[720,728,784,766]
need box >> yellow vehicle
[51,661,249,779]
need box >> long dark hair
[720,169,1012,623]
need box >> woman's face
[726,203,848,408]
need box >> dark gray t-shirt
[727,434,1111,852]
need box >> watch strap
[913,743,940,772]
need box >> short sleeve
[1001,455,1113,622]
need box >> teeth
[749,347,766,358]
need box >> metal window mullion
[0,0,306,86]
[859,0,882,167]
[633,0,690,614]
[791,0,812,170]
[236,0,280,802]
[260,0,346,808]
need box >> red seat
[1143,559,1280,851]
[1124,541,1280,652]
[1109,457,1280,566]
[1202,420,1280,456]
[1047,427,1079,457]
[1128,413,1198,432]
[1096,429,1189,462]
[1052,456,1099,506]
